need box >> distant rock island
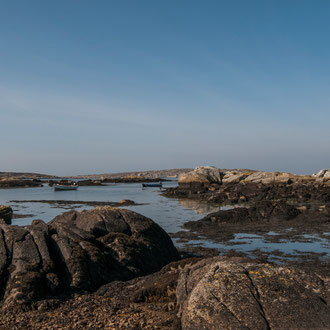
[0,172,58,179]
[71,168,193,179]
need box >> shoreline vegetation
[0,166,329,328]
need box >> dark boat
[54,184,78,191]
[142,183,162,188]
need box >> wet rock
[0,206,12,224]
[176,257,330,329]
[119,199,135,205]
[187,201,300,229]
[251,201,300,220]
[0,207,179,309]
[9,199,139,208]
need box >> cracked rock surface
[0,207,179,310]
[176,257,330,330]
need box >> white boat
[54,184,78,191]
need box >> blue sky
[1,1,329,175]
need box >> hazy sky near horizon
[1,1,330,175]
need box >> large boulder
[0,207,179,309]
[0,206,12,224]
[176,257,330,329]
[178,166,223,185]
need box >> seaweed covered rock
[185,201,300,230]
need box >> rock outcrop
[0,207,179,309]
[222,171,252,183]
[314,169,330,179]
[193,201,300,226]
[180,201,303,243]
[0,179,42,189]
[0,206,12,224]
[177,166,224,194]
[242,171,296,184]
[166,170,330,204]
[179,166,223,184]
[176,257,330,329]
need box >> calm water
[0,181,219,232]
[0,182,329,260]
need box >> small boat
[142,183,162,188]
[54,184,78,191]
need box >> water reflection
[177,199,221,214]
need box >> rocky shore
[165,167,330,255]
[0,203,328,328]
[0,167,329,328]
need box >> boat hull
[142,183,162,188]
[54,185,78,191]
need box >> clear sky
[1,0,329,175]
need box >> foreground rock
[0,256,328,329]
[0,206,12,224]
[0,258,199,329]
[177,257,330,329]
[0,207,179,309]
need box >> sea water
[0,181,328,260]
